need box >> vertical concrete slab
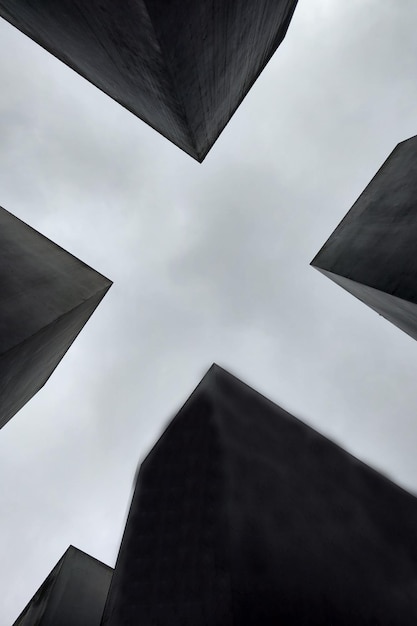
[13,546,113,625]
[0,206,112,430]
[0,0,298,161]
[311,135,417,341]
[102,365,417,625]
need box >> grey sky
[2,0,417,621]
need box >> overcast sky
[2,0,417,621]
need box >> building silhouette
[0,206,111,430]
[311,135,417,342]
[13,546,112,625]
[0,1,298,161]
[102,364,417,625]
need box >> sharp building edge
[102,364,417,625]
[312,134,417,341]
[0,205,112,430]
[13,546,113,626]
[0,0,298,161]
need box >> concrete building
[13,546,112,625]
[0,206,111,430]
[0,1,298,162]
[102,364,417,625]
[311,135,417,342]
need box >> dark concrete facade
[311,135,417,341]
[0,1,298,162]
[0,206,111,430]
[13,546,112,625]
[102,364,417,625]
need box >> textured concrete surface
[311,135,417,341]
[102,364,417,625]
[13,546,113,625]
[0,206,112,430]
[0,0,298,161]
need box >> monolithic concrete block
[13,546,112,626]
[312,135,417,342]
[0,0,298,161]
[102,364,417,625]
[0,206,111,430]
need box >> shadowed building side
[0,1,195,157]
[102,383,233,625]
[311,134,417,341]
[0,288,110,429]
[13,546,113,626]
[144,0,298,160]
[0,0,298,161]
[101,364,417,625]
[0,206,112,430]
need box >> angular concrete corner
[102,364,417,625]
[312,135,417,341]
[0,0,298,161]
[0,206,112,430]
[13,546,112,625]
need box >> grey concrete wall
[102,366,232,625]
[102,365,417,625]
[13,546,112,625]
[13,550,65,626]
[147,0,298,160]
[315,268,417,342]
[0,206,111,429]
[312,135,417,339]
[0,1,193,156]
[0,0,298,161]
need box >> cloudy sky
[2,0,417,621]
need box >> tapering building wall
[311,135,417,341]
[13,546,112,625]
[0,206,112,430]
[0,1,298,161]
[102,364,417,625]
